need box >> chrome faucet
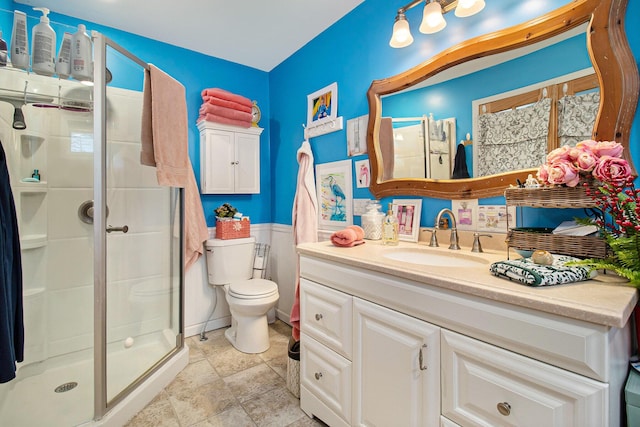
[435,208,460,250]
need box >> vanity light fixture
[389,0,486,48]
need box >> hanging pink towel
[140,64,209,270]
[140,64,189,187]
[199,103,253,122]
[202,95,252,113]
[197,113,252,128]
[201,88,252,108]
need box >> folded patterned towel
[199,103,253,122]
[331,225,365,247]
[200,88,252,109]
[197,113,252,128]
[202,95,252,113]
[490,254,597,286]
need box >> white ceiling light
[455,0,485,17]
[419,1,447,34]
[389,0,486,48]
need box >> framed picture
[477,205,516,233]
[307,82,338,128]
[347,114,368,156]
[354,159,370,188]
[316,160,353,231]
[392,199,422,242]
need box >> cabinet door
[441,329,607,427]
[234,131,260,194]
[202,129,235,193]
[354,298,440,427]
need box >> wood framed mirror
[366,0,638,199]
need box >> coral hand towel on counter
[331,225,365,247]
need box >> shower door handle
[106,225,129,233]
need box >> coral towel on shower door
[290,140,318,341]
[140,64,209,270]
[0,139,23,383]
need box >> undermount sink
[382,248,489,267]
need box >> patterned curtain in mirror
[476,98,551,177]
[558,91,600,147]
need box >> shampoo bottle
[55,32,72,79]
[10,11,29,70]
[71,24,92,81]
[31,7,56,76]
[382,203,399,246]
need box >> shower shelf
[21,234,47,249]
[16,183,48,192]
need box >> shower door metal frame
[92,32,185,420]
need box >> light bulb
[389,14,414,48]
[419,1,447,34]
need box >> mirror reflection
[379,24,594,180]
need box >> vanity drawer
[300,332,352,425]
[300,278,352,358]
[441,330,607,427]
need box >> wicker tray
[504,185,599,208]
[215,218,250,240]
[507,228,607,259]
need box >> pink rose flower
[573,149,599,172]
[591,140,623,158]
[575,139,599,151]
[592,155,632,184]
[546,145,572,163]
[547,159,580,187]
[536,163,550,184]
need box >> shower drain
[54,382,78,393]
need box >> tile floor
[125,321,326,427]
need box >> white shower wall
[1,70,172,366]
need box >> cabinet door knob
[315,313,323,321]
[314,372,323,380]
[496,402,511,416]
[419,344,428,370]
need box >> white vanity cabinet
[297,248,632,427]
[197,121,263,194]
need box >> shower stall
[0,31,188,426]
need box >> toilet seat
[228,279,278,300]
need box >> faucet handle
[471,233,492,253]
[424,228,438,247]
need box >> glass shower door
[94,36,182,413]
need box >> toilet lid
[228,279,278,299]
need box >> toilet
[205,237,279,353]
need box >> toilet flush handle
[106,225,129,233]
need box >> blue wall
[270,0,640,228]
[1,0,638,231]
[2,2,270,227]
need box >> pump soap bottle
[31,7,56,76]
[71,24,92,81]
[382,203,399,246]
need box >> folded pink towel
[197,113,252,128]
[201,88,252,108]
[199,103,253,122]
[330,225,365,247]
[202,95,252,113]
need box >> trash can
[626,365,640,426]
[287,337,300,398]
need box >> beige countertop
[297,240,638,329]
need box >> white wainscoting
[184,223,298,338]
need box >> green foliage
[214,203,237,218]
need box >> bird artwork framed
[316,160,353,231]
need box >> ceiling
[14,0,365,71]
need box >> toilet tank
[205,237,255,285]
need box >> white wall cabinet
[198,121,263,194]
[298,254,629,427]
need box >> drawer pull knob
[315,313,323,321]
[418,344,428,370]
[497,402,511,416]
[315,372,323,380]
